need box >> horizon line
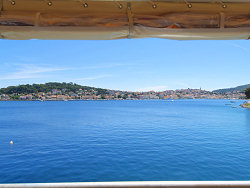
[0,82,249,93]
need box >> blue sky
[0,39,249,91]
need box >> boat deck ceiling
[0,0,249,40]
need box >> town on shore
[0,82,249,101]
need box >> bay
[0,99,250,183]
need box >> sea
[0,99,250,183]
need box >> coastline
[241,101,250,108]
[0,99,246,102]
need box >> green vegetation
[9,95,20,100]
[245,88,250,99]
[0,82,108,95]
[122,93,128,99]
[0,83,248,101]
[241,101,250,108]
[213,84,250,93]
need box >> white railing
[1,181,250,188]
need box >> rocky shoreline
[241,101,250,108]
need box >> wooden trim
[127,2,134,38]
[0,26,249,40]
[0,0,3,12]
[220,12,225,28]
[0,0,249,40]
[0,11,249,29]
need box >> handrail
[1,181,250,188]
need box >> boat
[1,1,250,187]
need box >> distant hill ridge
[1,82,250,95]
[213,84,250,93]
[0,82,108,95]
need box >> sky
[0,39,249,91]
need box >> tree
[10,95,20,100]
[245,88,250,99]
[122,93,128,99]
[0,82,108,95]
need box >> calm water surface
[0,100,250,182]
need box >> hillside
[0,82,108,95]
[213,84,250,93]
[0,82,247,100]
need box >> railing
[1,181,250,188]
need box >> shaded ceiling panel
[0,0,249,40]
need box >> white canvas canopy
[0,0,249,40]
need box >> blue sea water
[0,99,250,183]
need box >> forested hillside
[0,82,108,95]
[213,84,250,93]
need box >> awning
[0,0,249,40]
